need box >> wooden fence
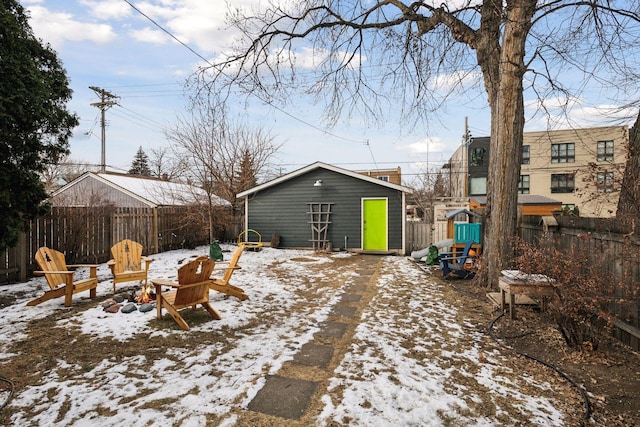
[0,205,215,285]
[520,215,640,350]
[406,221,431,253]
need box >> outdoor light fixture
[313,180,323,187]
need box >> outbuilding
[51,172,230,253]
[236,162,412,254]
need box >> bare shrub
[510,237,622,350]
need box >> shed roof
[237,161,412,198]
[54,172,230,208]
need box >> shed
[51,172,230,252]
[236,162,412,254]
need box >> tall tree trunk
[617,110,640,225]
[479,0,536,287]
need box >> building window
[518,175,530,194]
[521,145,530,165]
[377,175,389,182]
[470,177,487,195]
[551,173,575,193]
[551,143,575,163]
[470,148,487,166]
[597,140,614,162]
[596,172,614,193]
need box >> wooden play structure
[209,246,248,300]
[152,256,222,331]
[444,208,482,256]
[107,239,153,293]
[27,247,98,307]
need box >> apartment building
[446,125,628,217]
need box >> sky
[0,244,573,425]
[20,0,638,185]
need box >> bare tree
[198,1,640,286]
[42,155,96,192]
[617,110,640,229]
[165,103,281,241]
[408,165,448,223]
[147,146,189,180]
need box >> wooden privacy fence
[406,220,431,253]
[520,215,640,350]
[0,205,212,285]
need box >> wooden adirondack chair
[152,256,221,330]
[27,247,98,307]
[209,246,248,300]
[107,239,153,293]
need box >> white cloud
[130,27,167,44]
[26,6,117,49]
[402,136,448,155]
[292,46,365,70]
[121,1,233,54]
[429,70,483,93]
[525,96,636,131]
[80,0,132,20]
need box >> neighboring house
[236,162,412,254]
[51,172,230,252]
[356,166,403,185]
[447,126,628,217]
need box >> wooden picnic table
[498,272,556,320]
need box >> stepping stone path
[245,254,382,422]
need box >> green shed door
[362,198,388,251]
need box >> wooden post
[153,207,159,254]
[18,231,27,282]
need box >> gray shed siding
[53,177,149,208]
[245,169,404,250]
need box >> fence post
[18,231,27,282]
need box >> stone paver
[330,305,358,318]
[316,321,349,338]
[340,293,362,303]
[293,343,334,368]
[345,283,368,292]
[246,375,319,419]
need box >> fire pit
[101,285,157,314]
[135,283,156,304]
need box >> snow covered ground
[0,245,572,426]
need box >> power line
[121,0,371,147]
[89,86,119,173]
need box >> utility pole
[463,116,471,198]
[89,86,119,173]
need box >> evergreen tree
[235,149,258,194]
[0,0,79,252]
[129,146,151,176]
[433,171,447,197]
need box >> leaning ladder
[307,202,333,251]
